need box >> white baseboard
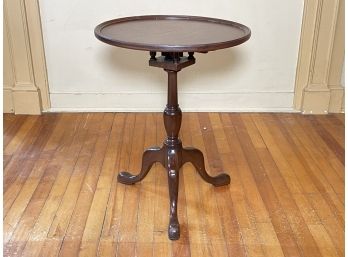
[47,107,298,113]
[48,91,296,112]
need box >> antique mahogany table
[95,15,251,240]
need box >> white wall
[39,0,304,112]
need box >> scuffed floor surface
[3,113,344,257]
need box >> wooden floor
[3,113,344,257]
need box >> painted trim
[294,0,344,114]
[3,0,50,114]
[48,107,298,113]
[3,87,14,113]
[3,15,15,113]
[49,91,295,112]
[24,0,51,110]
[4,0,344,114]
[49,90,295,95]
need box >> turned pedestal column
[117,52,230,240]
[94,14,251,240]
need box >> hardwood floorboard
[103,113,136,247]
[209,113,249,257]
[276,115,344,220]
[315,115,344,148]
[11,113,92,257]
[249,114,329,257]
[3,114,58,200]
[58,114,114,257]
[295,115,344,180]
[135,242,153,257]
[78,114,125,257]
[3,113,344,257]
[308,116,344,164]
[181,114,209,257]
[3,114,71,217]
[279,114,344,187]
[231,114,307,257]
[3,113,18,131]
[97,239,117,257]
[136,114,157,245]
[333,113,344,124]
[273,115,344,226]
[117,114,146,248]
[4,115,28,146]
[194,113,229,257]
[220,113,272,257]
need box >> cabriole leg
[117,147,164,185]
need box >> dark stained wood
[3,113,344,257]
[94,15,250,240]
[95,15,251,52]
[117,62,230,240]
[149,53,195,71]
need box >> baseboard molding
[328,85,344,113]
[49,91,296,112]
[12,90,42,115]
[301,89,331,114]
[48,107,298,113]
[4,83,42,114]
[10,84,42,114]
[301,85,345,114]
[3,87,14,113]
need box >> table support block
[117,52,230,240]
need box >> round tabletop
[94,15,251,52]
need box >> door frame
[4,0,50,114]
[294,0,344,114]
[3,0,344,114]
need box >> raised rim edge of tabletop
[94,15,251,52]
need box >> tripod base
[118,51,230,240]
[117,140,230,240]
